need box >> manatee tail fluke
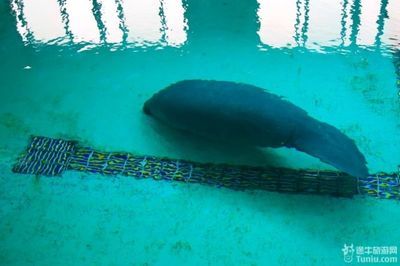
[291,119,369,178]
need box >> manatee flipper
[143,80,369,178]
[289,119,368,178]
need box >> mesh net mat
[12,136,400,200]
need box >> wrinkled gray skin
[143,80,368,178]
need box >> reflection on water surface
[10,0,399,54]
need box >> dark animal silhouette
[143,80,368,178]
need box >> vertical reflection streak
[340,0,348,47]
[11,0,33,43]
[57,0,73,42]
[349,0,361,46]
[11,0,27,42]
[294,0,302,46]
[301,0,309,45]
[342,0,353,46]
[159,0,167,44]
[375,0,388,47]
[92,0,107,43]
[114,0,128,43]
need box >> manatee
[143,80,368,178]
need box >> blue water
[1,0,400,265]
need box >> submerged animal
[143,80,368,178]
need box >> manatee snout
[143,98,153,115]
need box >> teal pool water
[1,0,400,265]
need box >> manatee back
[144,80,308,147]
